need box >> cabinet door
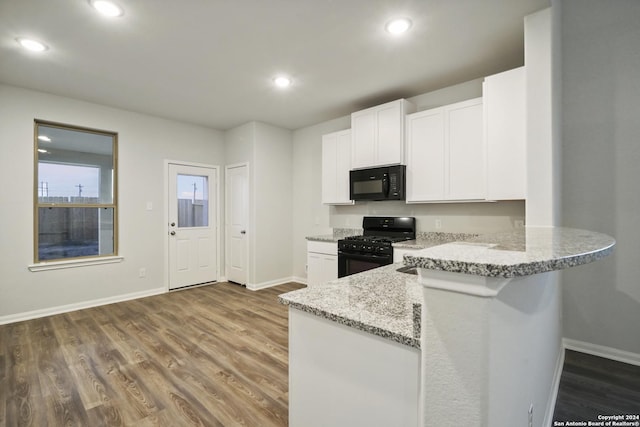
[484,67,526,200]
[322,130,353,205]
[335,130,352,203]
[351,112,376,169]
[322,255,338,284]
[406,108,446,202]
[321,133,338,204]
[307,252,323,287]
[446,99,484,200]
[351,99,416,169]
[376,103,403,165]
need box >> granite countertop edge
[405,244,615,278]
[279,296,420,349]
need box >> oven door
[338,251,392,278]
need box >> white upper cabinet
[406,108,446,201]
[406,98,484,203]
[351,99,416,169]
[322,129,353,205]
[483,67,526,200]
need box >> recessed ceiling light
[90,0,124,17]
[38,135,51,142]
[16,38,49,52]
[386,18,412,35]
[274,76,292,88]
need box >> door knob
[240,230,246,234]
[170,231,176,235]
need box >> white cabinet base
[306,241,338,287]
[289,309,420,427]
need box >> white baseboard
[0,287,166,325]
[291,276,307,285]
[563,338,640,366]
[543,346,565,427]
[246,276,305,291]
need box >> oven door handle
[338,251,390,262]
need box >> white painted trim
[543,346,565,427]
[0,287,165,325]
[246,276,299,291]
[28,255,124,272]
[563,338,640,367]
[164,160,222,291]
[291,276,307,285]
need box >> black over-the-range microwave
[349,165,406,201]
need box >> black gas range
[337,216,416,278]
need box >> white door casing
[225,163,249,285]
[168,163,219,290]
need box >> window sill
[28,256,124,272]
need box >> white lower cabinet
[406,97,485,203]
[306,241,338,286]
[289,309,420,427]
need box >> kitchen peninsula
[280,227,615,427]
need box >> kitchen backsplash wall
[330,200,525,233]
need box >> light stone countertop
[279,263,423,349]
[286,226,615,348]
[306,228,362,243]
[403,226,615,278]
[393,231,480,249]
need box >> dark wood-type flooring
[0,282,303,427]
[1,282,639,426]
[553,349,640,422]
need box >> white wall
[525,8,559,226]
[225,121,293,288]
[291,79,527,281]
[558,0,640,355]
[253,122,293,287]
[0,84,225,321]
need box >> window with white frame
[34,120,118,262]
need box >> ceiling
[0,0,549,131]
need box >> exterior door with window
[168,164,218,290]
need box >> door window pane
[177,174,209,227]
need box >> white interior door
[225,163,249,285]
[168,163,218,290]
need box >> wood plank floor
[2,282,639,426]
[0,282,303,427]
[553,349,640,422]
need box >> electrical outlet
[515,219,525,228]
[138,268,146,278]
[435,219,442,230]
[528,404,533,427]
